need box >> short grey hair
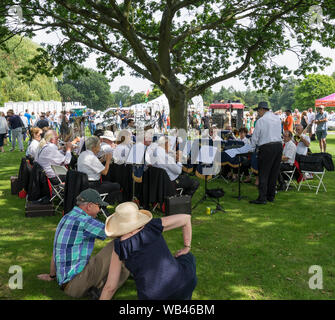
[76,194,89,207]
[85,136,100,151]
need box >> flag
[145,89,150,102]
[119,100,123,108]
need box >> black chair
[141,166,177,211]
[109,163,133,202]
[27,162,51,202]
[63,170,89,215]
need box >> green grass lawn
[0,134,335,300]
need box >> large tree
[4,0,335,128]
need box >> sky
[32,27,335,94]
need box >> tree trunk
[167,93,188,130]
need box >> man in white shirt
[98,131,117,160]
[278,130,297,190]
[77,136,120,205]
[295,124,310,156]
[306,108,315,138]
[113,130,133,165]
[36,130,73,185]
[151,136,199,198]
[249,101,283,204]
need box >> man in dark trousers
[249,102,282,204]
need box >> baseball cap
[77,188,109,207]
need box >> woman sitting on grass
[100,202,197,300]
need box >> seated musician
[295,124,310,156]
[98,130,117,160]
[209,126,223,141]
[26,127,43,162]
[113,129,133,165]
[237,127,252,183]
[278,130,297,190]
[152,136,199,198]
[77,136,121,205]
[36,130,73,185]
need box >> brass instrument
[293,123,309,144]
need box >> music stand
[126,143,147,201]
[192,145,225,212]
[225,144,253,201]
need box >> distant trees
[293,74,335,110]
[0,36,60,105]
[57,66,114,110]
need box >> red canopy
[209,103,245,110]
[315,93,335,107]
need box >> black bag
[10,176,20,195]
[164,195,192,215]
[310,153,334,171]
[206,188,225,198]
[298,154,324,172]
[25,199,55,218]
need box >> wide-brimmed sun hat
[105,202,152,237]
[101,130,116,141]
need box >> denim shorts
[316,130,327,140]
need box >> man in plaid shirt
[37,188,129,299]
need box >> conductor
[249,102,282,204]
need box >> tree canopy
[0,36,60,106]
[293,74,335,109]
[3,1,335,127]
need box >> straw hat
[105,202,152,237]
[101,130,116,142]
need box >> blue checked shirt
[53,206,106,285]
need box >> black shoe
[267,198,274,202]
[249,199,267,204]
[87,286,102,300]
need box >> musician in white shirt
[151,136,199,197]
[113,130,133,165]
[249,102,282,204]
[278,130,297,190]
[26,127,43,161]
[36,130,72,185]
[97,131,117,160]
[295,124,310,156]
[77,136,120,204]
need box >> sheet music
[225,144,253,158]
[126,143,146,164]
[196,145,218,164]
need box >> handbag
[164,195,192,215]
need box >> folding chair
[297,168,327,195]
[50,165,68,212]
[281,167,298,191]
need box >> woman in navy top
[100,202,197,300]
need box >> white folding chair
[281,167,297,191]
[297,168,327,194]
[50,165,68,212]
[99,193,109,219]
